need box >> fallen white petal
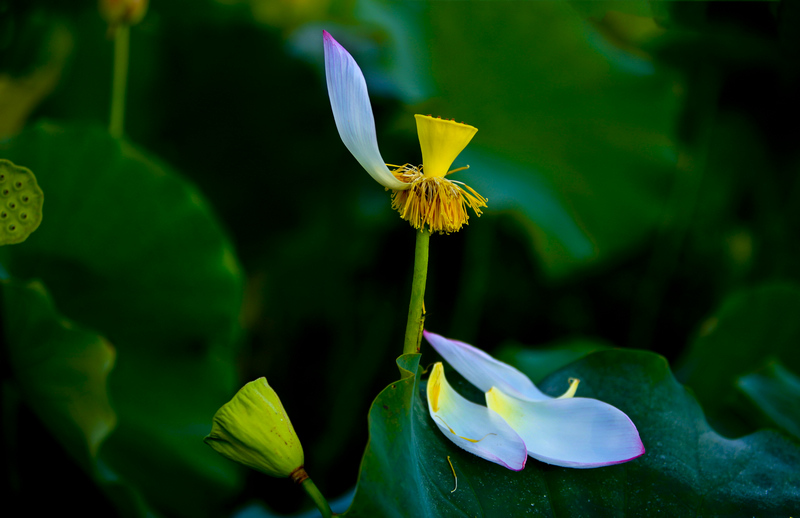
[323,31,408,190]
[424,330,550,401]
[486,388,645,468]
[427,363,527,471]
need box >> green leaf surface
[0,122,244,516]
[677,283,800,433]
[100,348,243,517]
[568,1,655,19]
[344,350,800,517]
[738,361,800,441]
[0,122,243,354]
[2,278,116,465]
[494,338,612,384]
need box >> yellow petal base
[390,164,487,234]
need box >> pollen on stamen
[388,164,487,234]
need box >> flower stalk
[109,24,129,138]
[403,230,430,356]
[292,468,333,518]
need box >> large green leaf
[676,283,800,434]
[0,122,244,516]
[416,1,678,277]
[0,122,242,353]
[2,278,116,466]
[343,350,800,516]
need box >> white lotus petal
[427,363,527,471]
[323,31,408,190]
[486,388,645,468]
[423,330,549,401]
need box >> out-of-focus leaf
[0,121,244,516]
[342,350,800,516]
[677,283,800,434]
[494,338,612,384]
[2,278,116,465]
[0,5,72,77]
[461,149,596,273]
[569,1,655,20]
[0,7,72,137]
[411,1,678,277]
[0,121,242,356]
[738,361,800,441]
[289,0,433,104]
[101,348,242,517]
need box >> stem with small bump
[403,230,430,356]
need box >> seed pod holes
[0,159,44,245]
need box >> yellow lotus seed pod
[99,0,149,27]
[204,377,304,478]
[0,159,44,245]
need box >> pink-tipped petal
[423,330,550,401]
[427,363,527,471]
[323,31,408,190]
[486,388,645,468]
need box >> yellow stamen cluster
[389,164,487,234]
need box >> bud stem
[402,230,430,356]
[299,475,333,518]
[109,25,130,138]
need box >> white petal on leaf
[427,363,527,471]
[323,31,408,190]
[485,388,645,468]
[424,330,549,401]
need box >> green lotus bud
[0,159,44,245]
[204,377,304,479]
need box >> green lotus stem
[403,230,430,355]
[300,477,333,518]
[109,25,130,138]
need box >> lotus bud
[204,377,304,479]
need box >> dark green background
[2,1,799,516]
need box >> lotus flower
[323,30,486,234]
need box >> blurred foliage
[428,2,678,279]
[738,360,800,441]
[1,0,800,516]
[2,279,116,464]
[0,121,243,516]
[676,283,800,437]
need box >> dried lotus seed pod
[0,159,44,245]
